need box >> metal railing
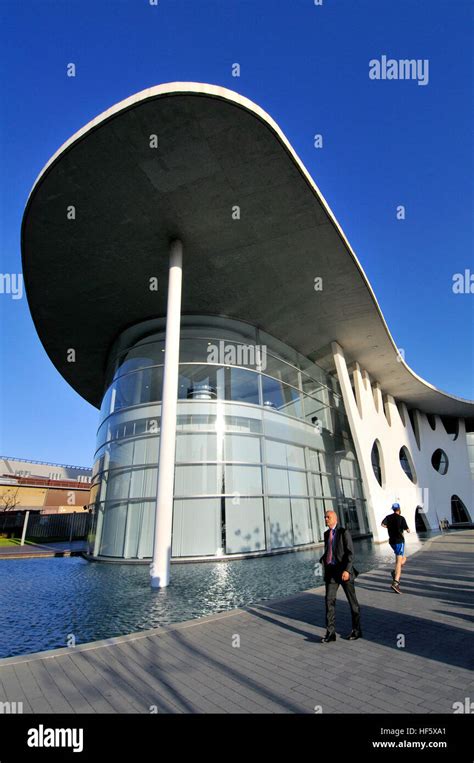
[0,512,92,542]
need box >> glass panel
[267,467,290,495]
[340,499,361,533]
[286,443,306,469]
[115,341,164,378]
[342,478,356,499]
[223,415,262,433]
[339,457,360,480]
[224,465,263,495]
[291,498,313,545]
[225,497,265,554]
[303,394,332,431]
[139,366,163,405]
[323,497,338,513]
[178,365,220,400]
[347,480,361,500]
[175,433,217,462]
[129,468,157,499]
[224,435,261,463]
[268,497,293,549]
[105,470,131,501]
[262,354,300,388]
[328,374,341,394]
[123,502,144,559]
[312,473,324,497]
[288,470,308,496]
[355,499,368,533]
[177,414,216,431]
[99,386,113,422]
[320,473,336,497]
[99,501,127,557]
[308,449,320,472]
[318,451,331,473]
[174,464,220,496]
[314,499,327,541]
[115,353,153,379]
[179,338,215,364]
[108,441,134,471]
[114,372,142,410]
[301,373,329,401]
[258,329,299,368]
[92,450,104,480]
[172,498,221,557]
[265,439,305,468]
[205,339,263,371]
[136,501,155,558]
[133,436,160,466]
[297,355,327,386]
[261,377,302,418]
[265,439,287,466]
[228,367,260,405]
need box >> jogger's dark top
[382,513,409,544]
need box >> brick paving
[0,531,472,713]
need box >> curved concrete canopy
[22,82,474,423]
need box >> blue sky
[0,0,472,467]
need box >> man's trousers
[325,566,361,634]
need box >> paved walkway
[0,531,472,714]
[0,540,86,559]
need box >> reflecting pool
[0,533,435,658]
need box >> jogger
[381,503,410,594]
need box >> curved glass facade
[88,316,369,560]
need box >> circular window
[371,440,383,486]
[431,449,449,475]
[399,447,417,483]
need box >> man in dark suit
[319,510,362,642]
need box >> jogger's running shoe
[391,581,402,594]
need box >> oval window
[399,446,417,483]
[431,449,448,475]
[371,440,383,486]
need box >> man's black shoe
[321,632,336,643]
[346,630,362,640]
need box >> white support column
[331,341,381,541]
[150,239,183,588]
[20,511,30,546]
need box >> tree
[0,487,20,513]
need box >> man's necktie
[327,528,334,564]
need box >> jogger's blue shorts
[390,542,405,556]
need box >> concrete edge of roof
[22,81,474,414]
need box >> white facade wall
[332,342,473,541]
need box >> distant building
[0,457,91,514]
